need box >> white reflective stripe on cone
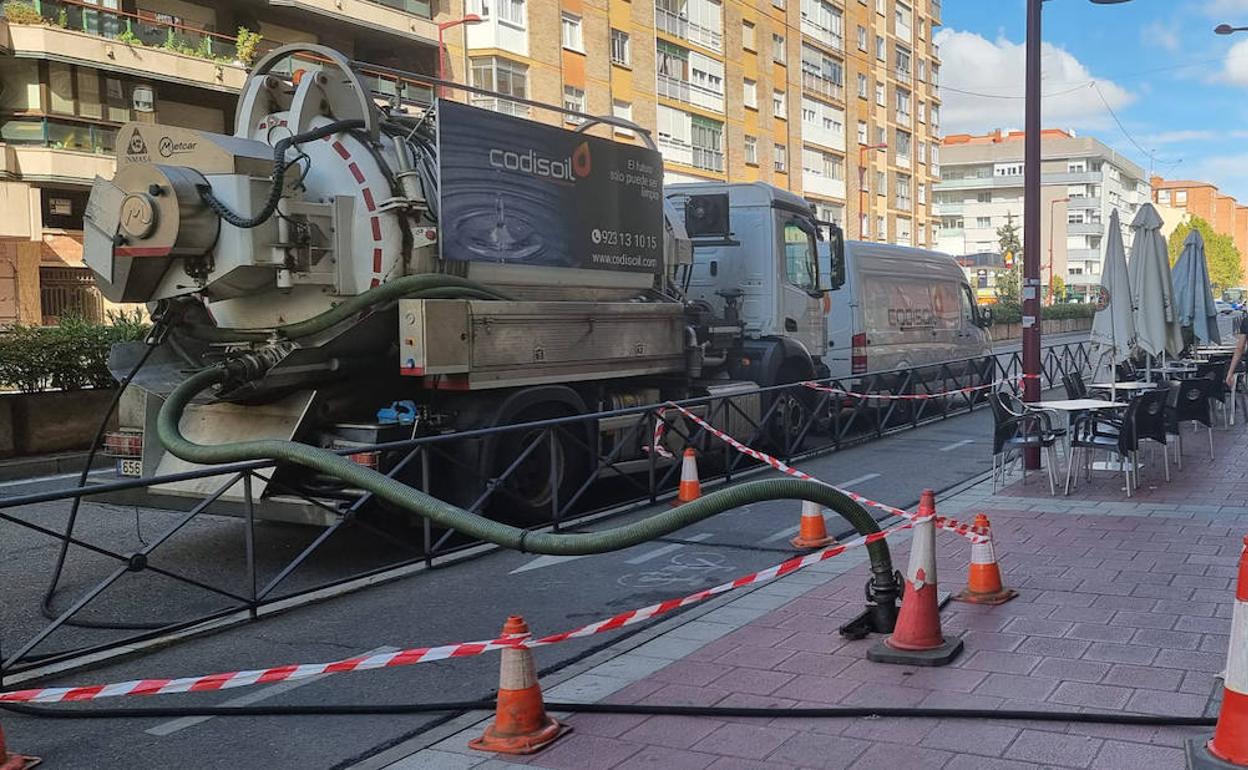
[500,647,538,690]
[969,535,996,566]
[1227,599,1248,695]
[908,517,935,591]
[801,500,823,518]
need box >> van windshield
[782,220,818,292]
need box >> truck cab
[666,182,830,381]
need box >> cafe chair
[1065,392,1145,497]
[990,391,1061,495]
[1167,378,1216,461]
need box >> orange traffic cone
[1187,535,1248,768]
[868,490,963,667]
[672,447,701,505]
[791,500,836,549]
[0,721,39,770]
[470,616,568,755]
[953,514,1017,606]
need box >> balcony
[658,136,723,173]
[0,118,118,184]
[799,19,843,52]
[1067,221,1104,236]
[894,67,911,84]
[895,197,913,212]
[802,171,845,199]
[656,73,725,113]
[0,1,248,92]
[268,0,439,43]
[801,71,844,102]
[1068,196,1102,210]
[655,7,722,53]
[1067,248,1102,262]
[470,96,531,117]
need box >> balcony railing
[12,0,242,63]
[799,18,843,52]
[1,117,117,154]
[801,71,844,102]
[367,0,433,17]
[656,73,725,113]
[655,7,723,52]
[895,197,913,212]
[471,96,531,117]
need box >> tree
[995,216,1023,304]
[1050,274,1066,303]
[1167,215,1244,295]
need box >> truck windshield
[782,220,818,292]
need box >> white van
[818,241,993,380]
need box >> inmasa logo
[488,141,592,181]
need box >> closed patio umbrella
[1090,209,1135,363]
[1129,204,1183,361]
[1171,228,1221,346]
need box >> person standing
[1226,314,1248,389]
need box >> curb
[0,452,110,483]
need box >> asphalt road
[0,399,1006,770]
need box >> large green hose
[186,275,512,343]
[157,368,893,560]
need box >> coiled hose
[157,367,891,560]
[183,274,512,343]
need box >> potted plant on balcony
[235,26,262,68]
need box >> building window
[931,104,939,128]
[856,121,868,145]
[895,87,911,118]
[875,82,885,106]
[877,215,886,241]
[876,169,886,196]
[1068,160,1087,173]
[918,182,926,204]
[976,216,992,228]
[800,0,844,49]
[917,100,926,123]
[895,129,911,160]
[917,140,926,164]
[860,214,869,237]
[775,143,787,173]
[917,59,926,82]
[612,100,633,135]
[875,34,885,61]
[498,0,525,26]
[563,85,585,123]
[470,56,529,115]
[773,33,786,64]
[857,73,868,99]
[1176,190,1188,204]
[857,25,867,51]
[611,29,630,66]
[976,191,992,204]
[561,13,583,51]
[773,0,784,8]
[800,44,844,100]
[773,89,787,118]
[875,125,886,145]
[743,78,758,109]
[745,135,758,165]
[896,173,911,210]
[895,44,911,79]
[691,116,724,171]
[743,20,755,50]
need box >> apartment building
[0,0,941,325]
[934,129,1148,302]
[1152,177,1248,278]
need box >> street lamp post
[1022,0,1131,469]
[437,14,483,99]
[1047,196,1070,305]
[858,143,887,240]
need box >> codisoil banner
[437,100,664,273]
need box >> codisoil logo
[488,141,592,181]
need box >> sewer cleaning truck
[82,44,844,526]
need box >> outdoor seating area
[991,202,1248,500]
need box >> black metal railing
[0,339,1100,683]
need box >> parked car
[1216,299,1234,315]
[818,241,994,382]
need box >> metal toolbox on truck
[398,299,687,389]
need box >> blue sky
[938,0,1248,199]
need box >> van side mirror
[979,307,994,328]
[827,223,846,291]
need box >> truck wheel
[485,396,593,527]
[764,362,816,454]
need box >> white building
[933,129,1148,301]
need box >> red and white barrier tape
[0,512,933,704]
[647,407,674,459]
[665,403,987,544]
[801,378,1015,401]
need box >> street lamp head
[1217,23,1237,35]
[1088,0,1134,4]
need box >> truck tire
[766,359,817,455]
[483,387,595,526]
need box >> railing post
[243,472,257,620]
[548,427,561,533]
[421,447,434,567]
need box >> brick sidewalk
[384,424,1248,770]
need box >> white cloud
[1140,129,1248,145]
[1204,0,1248,17]
[1141,21,1181,53]
[934,29,1135,136]
[1219,38,1248,85]
[1179,152,1248,201]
